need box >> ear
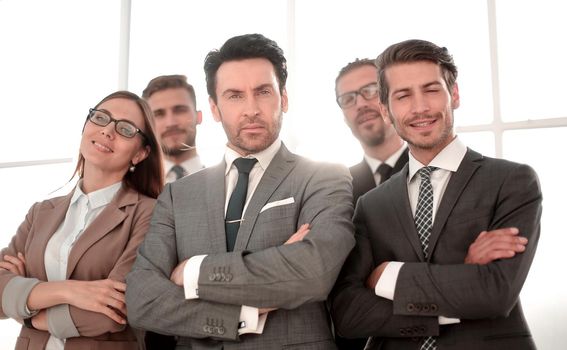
[132,145,150,166]
[378,102,392,126]
[451,82,460,109]
[209,97,221,122]
[195,110,203,125]
[281,88,288,113]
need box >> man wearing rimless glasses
[335,59,408,206]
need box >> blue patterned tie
[225,158,257,252]
[414,166,438,350]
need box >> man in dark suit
[335,59,408,204]
[330,39,541,350]
[126,34,355,349]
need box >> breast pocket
[249,202,298,249]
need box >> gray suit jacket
[126,144,355,350]
[330,149,541,350]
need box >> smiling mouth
[410,119,436,128]
[92,140,114,153]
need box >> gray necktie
[170,165,187,180]
[414,166,438,350]
[225,158,257,252]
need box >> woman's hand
[0,252,27,276]
[66,279,128,324]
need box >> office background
[1,0,565,348]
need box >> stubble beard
[161,133,196,156]
[231,113,282,154]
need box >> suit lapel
[206,162,230,253]
[391,166,426,260]
[393,148,409,173]
[66,187,135,278]
[233,145,296,251]
[428,149,482,259]
[28,193,74,281]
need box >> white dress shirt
[364,144,407,185]
[164,155,204,183]
[183,139,283,335]
[44,181,121,350]
[375,137,467,325]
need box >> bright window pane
[457,131,495,158]
[496,1,567,121]
[503,127,567,349]
[0,0,120,163]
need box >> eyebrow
[221,83,275,97]
[391,81,443,95]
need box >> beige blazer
[0,185,156,350]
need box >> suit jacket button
[208,273,216,281]
[407,303,415,312]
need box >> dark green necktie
[225,158,257,251]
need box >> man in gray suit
[330,39,541,349]
[126,33,355,349]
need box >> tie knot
[418,166,438,180]
[170,165,187,180]
[376,163,393,177]
[233,157,257,174]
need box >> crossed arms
[125,163,355,341]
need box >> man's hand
[465,227,528,265]
[366,262,389,290]
[0,252,27,276]
[284,223,310,245]
[170,259,189,286]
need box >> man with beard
[126,33,355,349]
[335,59,408,204]
[143,75,204,183]
[331,39,540,350]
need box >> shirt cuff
[375,261,404,300]
[183,255,207,299]
[238,305,267,335]
[439,316,460,325]
[47,304,80,339]
[1,276,40,319]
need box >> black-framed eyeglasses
[336,82,379,109]
[87,108,148,141]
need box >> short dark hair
[142,74,198,110]
[74,91,164,198]
[204,33,287,102]
[335,58,376,96]
[375,39,458,105]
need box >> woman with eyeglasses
[0,91,164,349]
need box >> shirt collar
[408,136,467,182]
[73,180,122,210]
[224,138,282,175]
[164,155,204,175]
[364,144,407,173]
